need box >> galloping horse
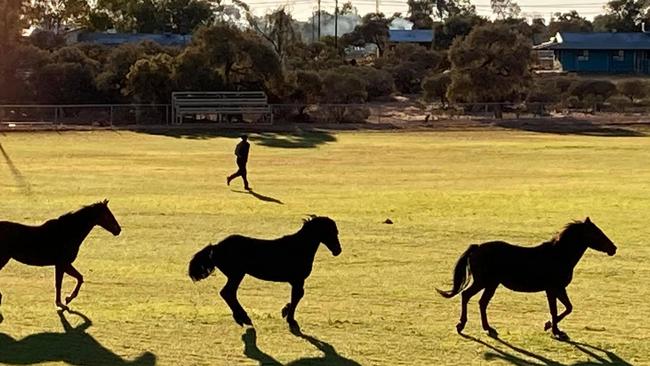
[189,216,342,331]
[437,217,617,340]
[0,200,121,310]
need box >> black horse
[0,200,121,310]
[437,217,617,340]
[188,216,342,331]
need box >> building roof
[536,32,650,50]
[77,32,192,46]
[388,29,433,43]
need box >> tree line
[1,0,649,120]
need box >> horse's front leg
[545,288,573,332]
[54,265,69,311]
[545,290,568,340]
[64,264,84,305]
[282,280,304,332]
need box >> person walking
[227,135,251,190]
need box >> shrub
[617,79,648,103]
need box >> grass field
[0,126,649,366]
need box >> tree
[0,0,28,49]
[340,1,356,15]
[547,11,593,35]
[593,0,646,32]
[447,23,533,116]
[434,13,486,49]
[617,79,648,103]
[377,43,443,93]
[407,0,435,29]
[125,53,174,103]
[190,25,282,90]
[25,0,90,33]
[163,0,214,34]
[341,12,391,56]
[422,72,451,106]
[568,79,617,110]
[491,0,521,19]
[244,7,299,67]
[34,62,98,103]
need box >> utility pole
[376,0,379,14]
[318,0,321,40]
[312,11,316,42]
[335,0,338,49]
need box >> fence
[1,101,648,128]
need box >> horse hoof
[288,320,300,333]
[281,305,290,318]
[486,328,499,338]
[456,322,465,334]
[544,321,552,331]
[56,303,69,311]
[553,331,570,341]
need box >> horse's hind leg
[457,282,483,334]
[479,284,498,337]
[282,280,304,332]
[0,256,9,305]
[220,274,252,326]
[63,264,84,305]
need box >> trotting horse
[0,200,121,310]
[188,216,342,331]
[437,217,617,340]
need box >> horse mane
[551,220,585,244]
[54,201,107,224]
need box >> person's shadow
[0,309,156,365]
[232,189,284,205]
[461,333,632,366]
[242,327,361,366]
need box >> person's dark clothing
[228,140,250,189]
[235,141,250,162]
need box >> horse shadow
[232,189,284,205]
[461,333,632,366]
[0,309,156,366]
[242,328,361,366]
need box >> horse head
[581,217,617,256]
[303,216,341,256]
[94,199,121,236]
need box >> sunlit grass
[0,128,648,365]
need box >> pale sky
[245,0,608,21]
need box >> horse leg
[0,256,10,305]
[282,280,304,332]
[545,289,570,340]
[479,285,498,337]
[63,264,84,305]
[545,288,573,330]
[457,282,483,334]
[219,274,251,326]
[54,265,69,311]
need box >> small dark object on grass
[384,219,393,224]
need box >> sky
[244,0,609,21]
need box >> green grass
[0,127,649,365]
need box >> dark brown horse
[0,200,121,310]
[437,217,617,340]
[188,216,341,331]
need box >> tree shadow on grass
[232,189,284,205]
[494,118,646,137]
[0,309,156,366]
[0,142,32,195]
[461,333,632,366]
[133,127,337,148]
[242,328,361,366]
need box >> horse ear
[103,199,109,205]
[585,217,591,223]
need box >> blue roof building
[388,29,434,46]
[76,32,192,47]
[535,32,650,74]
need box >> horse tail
[189,244,217,282]
[436,244,479,298]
